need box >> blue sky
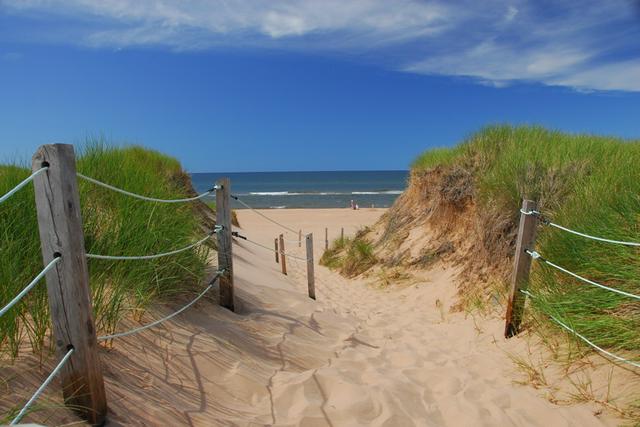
[1,1,639,172]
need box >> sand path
[90,208,615,426]
[3,208,615,426]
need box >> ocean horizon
[191,170,408,209]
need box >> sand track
[1,209,617,426]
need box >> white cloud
[550,60,640,92]
[2,0,639,92]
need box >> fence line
[0,167,48,205]
[521,209,640,247]
[525,249,640,301]
[521,289,640,369]
[98,272,223,341]
[77,173,216,203]
[238,233,310,262]
[509,200,640,376]
[86,229,219,261]
[3,144,317,423]
[0,257,61,318]
[10,347,75,425]
[231,195,298,234]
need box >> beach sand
[2,208,617,426]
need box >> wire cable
[0,167,48,205]
[10,347,75,425]
[98,272,223,341]
[0,257,61,318]
[77,173,215,203]
[239,235,310,262]
[86,229,219,261]
[525,250,640,301]
[230,195,298,234]
[520,289,640,369]
[521,210,640,247]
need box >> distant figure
[372,204,375,209]
[355,203,359,210]
[350,199,355,210]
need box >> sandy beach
[2,208,617,426]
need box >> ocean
[190,171,408,209]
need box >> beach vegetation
[409,124,640,371]
[320,231,377,278]
[0,140,211,359]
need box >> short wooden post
[505,199,538,338]
[298,229,302,248]
[325,227,329,250]
[279,234,287,275]
[274,238,279,263]
[341,227,344,241]
[216,177,235,311]
[32,144,107,425]
[306,233,316,300]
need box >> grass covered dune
[324,125,640,362]
[0,142,212,358]
[416,125,640,357]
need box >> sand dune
[2,208,618,426]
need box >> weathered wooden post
[216,177,235,311]
[298,229,302,248]
[325,227,329,250]
[279,234,287,275]
[505,199,538,338]
[274,238,279,263]
[306,233,316,300]
[341,227,344,241]
[32,144,107,425]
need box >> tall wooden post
[298,229,302,248]
[505,199,538,338]
[32,144,107,425]
[325,227,329,250]
[341,227,344,241]
[274,238,279,263]
[216,177,234,311]
[279,234,287,275]
[306,234,316,300]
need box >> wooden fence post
[505,199,538,338]
[279,234,287,275]
[216,177,235,311]
[325,227,329,250]
[32,144,107,425]
[298,229,302,248]
[274,238,279,263]
[341,227,344,241]
[306,233,316,300]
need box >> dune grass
[320,228,377,277]
[414,125,640,363]
[0,141,211,359]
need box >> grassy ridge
[0,142,210,358]
[414,125,640,358]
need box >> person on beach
[350,199,355,210]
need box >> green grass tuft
[320,231,377,278]
[0,139,210,358]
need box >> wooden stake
[306,233,315,300]
[216,177,234,311]
[325,227,328,250]
[341,227,344,241]
[279,234,287,275]
[505,199,538,338]
[32,144,107,425]
[298,229,302,248]
[274,238,279,263]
